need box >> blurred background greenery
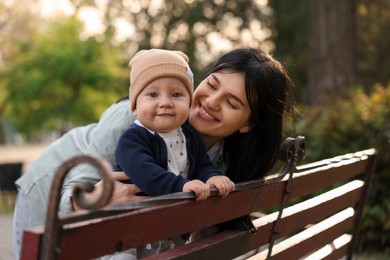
[0,0,389,256]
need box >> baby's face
[134,77,191,133]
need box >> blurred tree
[356,0,390,89]
[0,0,40,67]
[83,0,274,84]
[307,1,356,106]
[270,1,390,106]
[0,0,41,142]
[267,0,309,103]
[0,17,127,138]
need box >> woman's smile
[198,104,218,121]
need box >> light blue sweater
[15,100,134,227]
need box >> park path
[0,144,48,174]
[0,214,13,260]
[0,144,48,260]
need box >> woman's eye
[226,99,238,109]
[207,81,217,90]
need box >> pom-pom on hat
[129,49,194,111]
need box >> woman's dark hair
[207,48,293,182]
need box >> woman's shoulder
[99,98,133,124]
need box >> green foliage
[294,84,390,252]
[268,0,309,102]
[357,0,390,88]
[0,17,128,137]
[296,84,390,161]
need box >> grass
[354,253,390,260]
[0,192,16,213]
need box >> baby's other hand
[206,176,235,198]
[183,180,210,201]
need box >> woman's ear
[239,124,252,133]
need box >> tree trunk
[306,0,356,106]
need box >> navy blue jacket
[115,123,223,196]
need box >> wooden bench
[20,125,389,260]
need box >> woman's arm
[72,172,146,211]
[60,99,137,213]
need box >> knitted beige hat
[129,49,194,111]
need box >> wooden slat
[262,208,355,259]
[260,180,364,237]
[147,229,258,260]
[20,226,44,260]
[322,242,351,260]
[296,148,375,172]
[238,180,364,253]
[58,185,285,259]
[148,181,364,260]
[287,157,371,201]
[303,234,352,260]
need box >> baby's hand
[183,180,210,201]
[206,176,235,198]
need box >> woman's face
[189,71,252,148]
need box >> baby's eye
[147,92,158,98]
[172,92,183,98]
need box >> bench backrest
[20,141,377,260]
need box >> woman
[13,48,292,259]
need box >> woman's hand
[183,180,210,201]
[72,172,146,211]
[109,172,146,204]
[206,176,235,198]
